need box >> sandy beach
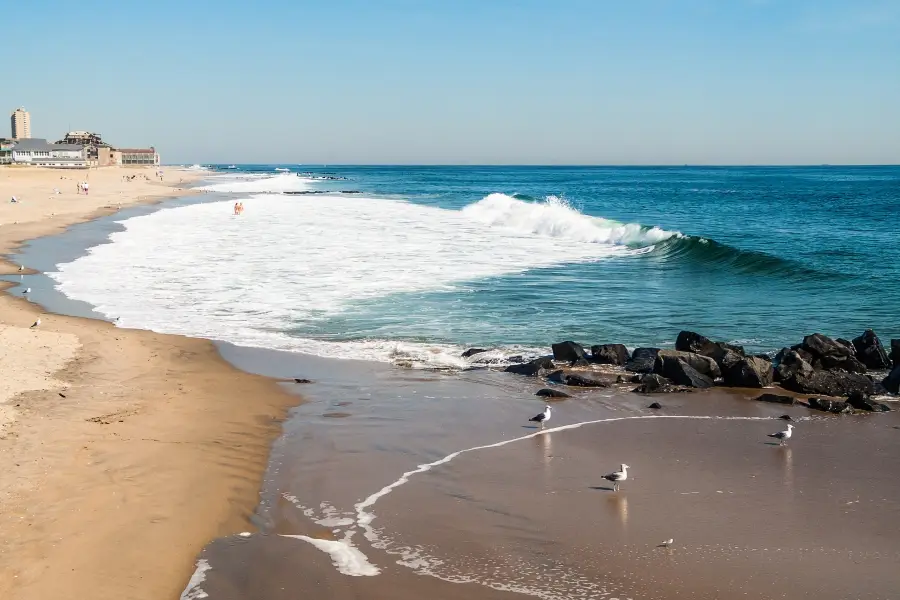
[0,167,300,599]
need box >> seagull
[23,287,31,294]
[658,538,674,548]
[529,405,552,429]
[768,423,794,445]
[17,265,24,272]
[602,464,630,491]
[30,318,41,328]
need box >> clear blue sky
[8,0,899,164]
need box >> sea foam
[50,193,675,367]
[199,173,312,194]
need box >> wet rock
[293,378,313,384]
[781,367,875,397]
[631,373,673,393]
[721,355,774,388]
[775,350,814,382]
[846,391,891,412]
[505,356,555,377]
[807,397,852,414]
[616,375,626,384]
[779,414,795,421]
[654,350,721,380]
[547,370,611,388]
[552,341,587,363]
[648,402,663,409]
[802,333,867,373]
[675,330,746,367]
[852,330,890,370]
[653,355,714,388]
[836,338,855,351]
[590,343,629,366]
[461,348,488,358]
[536,388,571,398]
[882,366,900,394]
[625,347,660,373]
[754,393,796,405]
[570,357,591,368]
[891,339,900,368]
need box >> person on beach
[234,202,241,215]
[83,181,90,195]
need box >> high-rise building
[11,108,31,139]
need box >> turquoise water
[243,165,899,354]
[52,165,899,364]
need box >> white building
[11,138,87,168]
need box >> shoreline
[0,167,301,600]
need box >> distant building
[10,108,31,139]
[118,147,159,166]
[10,138,86,168]
[57,131,113,163]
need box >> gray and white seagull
[602,464,630,492]
[768,423,794,445]
[529,405,552,429]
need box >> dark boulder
[551,341,587,363]
[852,330,890,370]
[675,331,718,354]
[891,339,900,368]
[801,333,867,373]
[781,368,875,397]
[654,355,714,388]
[648,402,663,409]
[775,350,814,382]
[754,393,796,405]
[293,378,313,384]
[807,397,851,414]
[536,388,571,398]
[836,338,855,351]
[654,350,721,379]
[675,331,744,369]
[570,357,591,368]
[847,391,891,412]
[883,366,900,394]
[462,348,488,358]
[631,373,673,394]
[547,370,611,388]
[590,343,630,366]
[721,355,774,388]
[505,356,555,377]
[625,347,660,373]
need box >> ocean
[50,165,900,368]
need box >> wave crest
[200,173,311,194]
[461,193,678,246]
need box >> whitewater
[50,177,677,368]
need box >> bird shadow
[522,425,541,430]
[589,485,616,492]
[763,442,783,446]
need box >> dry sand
[0,167,300,599]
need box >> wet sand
[0,168,301,600]
[192,351,900,599]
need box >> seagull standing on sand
[529,405,552,429]
[602,464,630,491]
[18,265,24,272]
[768,423,794,445]
[30,318,41,329]
[658,538,674,548]
[23,287,31,294]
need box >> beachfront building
[10,138,87,168]
[118,147,160,166]
[57,131,115,165]
[10,108,31,139]
[0,138,13,164]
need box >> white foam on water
[179,558,211,600]
[282,533,381,576]
[50,193,669,367]
[198,173,312,193]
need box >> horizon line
[166,163,900,168]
